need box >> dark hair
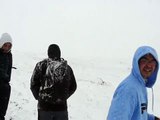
[48,44,61,60]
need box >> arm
[30,62,42,100]
[61,66,77,101]
[155,116,160,120]
[107,86,136,120]
[7,52,12,82]
[67,66,77,98]
[56,65,77,103]
[148,114,155,120]
[0,68,9,80]
[0,52,12,82]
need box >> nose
[146,63,152,68]
[146,61,156,69]
[4,46,10,50]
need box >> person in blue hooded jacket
[107,46,160,120]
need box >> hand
[155,116,160,120]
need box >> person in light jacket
[107,46,160,120]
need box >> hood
[47,44,61,60]
[132,46,159,88]
[0,33,12,48]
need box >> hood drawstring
[151,87,154,112]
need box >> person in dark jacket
[0,33,12,120]
[107,46,160,120]
[30,44,77,120]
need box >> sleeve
[7,52,12,82]
[68,66,77,97]
[107,86,136,120]
[148,114,155,120]
[0,53,12,82]
[63,66,77,100]
[0,68,9,80]
[154,116,160,120]
[0,56,6,80]
[30,62,42,100]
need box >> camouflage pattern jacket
[30,58,77,111]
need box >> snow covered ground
[1,0,160,119]
[5,50,160,120]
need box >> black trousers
[0,84,11,120]
[38,110,68,120]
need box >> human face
[2,42,12,53]
[139,54,157,79]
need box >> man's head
[139,53,157,79]
[0,33,12,53]
[132,46,159,88]
[48,44,61,60]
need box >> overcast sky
[0,0,160,59]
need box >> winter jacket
[30,58,77,111]
[0,33,12,85]
[0,47,12,119]
[107,46,159,120]
[0,49,12,84]
[0,33,12,119]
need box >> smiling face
[139,54,157,79]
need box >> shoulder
[6,51,12,55]
[7,52,12,59]
[0,49,3,54]
[66,64,74,74]
[38,58,48,65]
[67,64,72,70]
[61,59,74,75]
[60,58,71,69]
[116,77,139,98]
[35,58,48,69]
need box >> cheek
[152,65,157,71]
[6,46,11,50]
[139,64,146,71]
[8,46,11,50]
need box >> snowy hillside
[5,50,160,120]
[1,0,160,119]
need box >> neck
[144,78,148,83]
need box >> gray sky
[0,0,160,59]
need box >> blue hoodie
[107,46,159,120]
